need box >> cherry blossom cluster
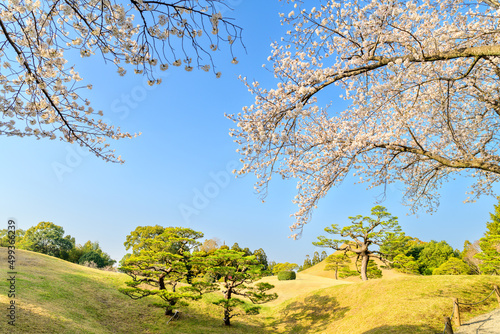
[0,0,242,162]
[228,0,500,236]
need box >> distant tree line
[296,251,328,272]
[0,221,115,269]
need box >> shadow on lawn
[361,324,439,333]
[271,294,349,333]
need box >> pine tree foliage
[475,199,500,275]
[313,205,400,281]
[119,226,204,315]
[206,249,277,326]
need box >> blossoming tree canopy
[0,0,243,162]
[228,0,500,236]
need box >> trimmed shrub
[277,271,296,281]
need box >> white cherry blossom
[0,0,243,162]
[229,0,500,236]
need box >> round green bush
[79,251,105,268]
[277,271,296,281]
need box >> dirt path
[259,273,351,306]
[455,308,500,334]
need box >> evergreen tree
[267,261,277,274]
[242,247,252,256]
[231,243,242,252]
[272,262,298,275]
[392,254,419,275]
[312,251,321,265]
[207,249,277,326]
[301,255,313,271]
[475,200,500,275]
[380,232,424,263]
[324,254,349,280]
[79,251,105,268]
[313,206,401,281]
[119,226,204,316]
[253,248,268,270]
[0,229,26,247]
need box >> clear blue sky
[1,0,497,265]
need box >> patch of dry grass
[259,273,350,306]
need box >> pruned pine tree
[313,206,400,281]
[206,249,277,326]
[324,253,349,280]
[119,226,203,315]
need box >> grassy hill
[1,248,500,334]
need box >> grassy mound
[301,251,407,282]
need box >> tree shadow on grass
[361,324,439,333]
[271,295,349,333]
[162,298,275,334]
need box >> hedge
[277,271,296,280]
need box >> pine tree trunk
[360,254,369,281]
[223,308,231,326]
[223,287,232,326]
[164,299,177,316]
[335,267,338,280]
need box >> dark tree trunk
[360,254,369,281]
[223,286,232,326]
[335,267,338,280]
[164,299,176,316]
[159,274,166,290]
[223,309,231,326]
